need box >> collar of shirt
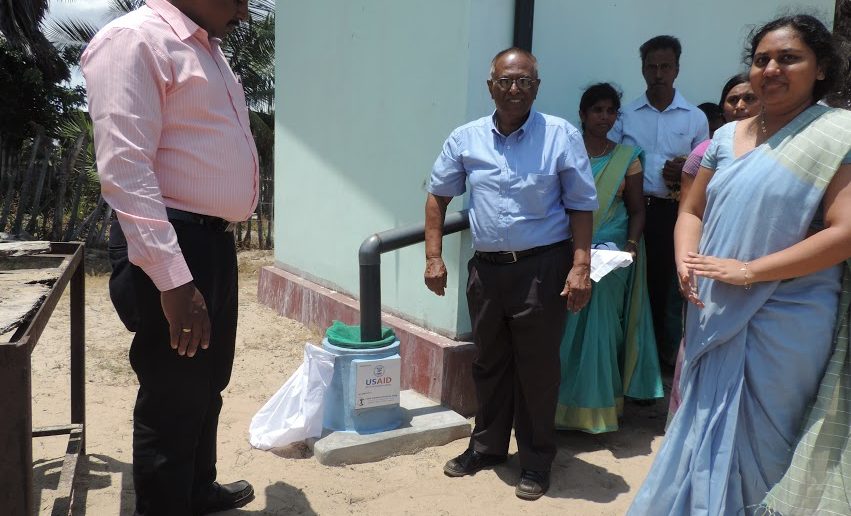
[146,0,213,47]
[489,109,538,139]
[633,89,690,113]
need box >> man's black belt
[645,196,677,207]
[166,207,236,233]
[475,240,569,265]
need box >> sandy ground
[29,250,666,515]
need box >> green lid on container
[325,320,396,349]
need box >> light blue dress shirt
[609,90,709,198]
[428,110,598,252]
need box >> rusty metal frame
[0,242,85,516]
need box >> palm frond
[108,0,143,18]
[0,0,47,47]
[249,0,275,20]
[46,18,100,48]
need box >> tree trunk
[1,132,42,232]
[11,144,41,235]
[50,133,86,240]
[64,165,90,240]
[92,205,113,248]
[25,150,50,235]
[243,216,253,248]
[256,200,265,249]
[73,195,105,242]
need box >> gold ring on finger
[181,328,192,333]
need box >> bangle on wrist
[740,261,752,290]
[626,239,638,247]
[426,255,441,259]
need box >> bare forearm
[750,227,851,282]
[569,210,593,266]
[679,173,695,210]
[674,212,702,264]
[425,194,451,258]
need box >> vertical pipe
[70,245,86,454]
[359,263,382,342]
[0,338,34,516]
[513,0,535,51]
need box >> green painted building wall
[275,0,514,339]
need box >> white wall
[532,1,837,127]
[275,0,514,338]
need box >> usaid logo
[365,364,392,386]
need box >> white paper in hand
[590,242,634,282]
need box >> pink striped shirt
[82,0,258,291]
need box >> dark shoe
[515,469,550,500]
[200,480,255,514]
[443,448,507,477]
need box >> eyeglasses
[492,77,537,91]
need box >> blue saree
[628,105,851,515]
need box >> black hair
[490,47,538,78]
[640,35,682,65]
[746,14,844,102]
[697,102,724,123]
[578,83,622,131]
[718,73,750,107]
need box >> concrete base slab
[308,390,470,466]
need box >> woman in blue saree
[555,83,662,433]
[628,16,851,515]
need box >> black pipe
[513,0,535,51]
[359,209,470,341]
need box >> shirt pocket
[664,118,693,155]
[514,172,559,218]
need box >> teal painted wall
[275,0,836,339]
[275,0,513,338]
[532,1,837,127]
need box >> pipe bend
[359,234,382,265]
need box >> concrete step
[308,390,470,466]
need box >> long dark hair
[746,15,845,102]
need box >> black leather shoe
[515,469,550,500]
[443,448,507,477]
[200,480,255,514]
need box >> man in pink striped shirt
[82,0,258,513]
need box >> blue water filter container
[322,338,402,433]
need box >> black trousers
[643,198,681,364]
[109,220,238,515]
[465,243,571,471]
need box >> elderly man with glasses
[424,47,598,500]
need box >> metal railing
[358,210,470,341]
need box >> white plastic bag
[249,343,335,450]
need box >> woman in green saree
[555,83,663,433]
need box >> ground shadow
[271,442,314,460]
[224,481,317,515]
[491,453,629,503]
[70,453,135,515]
[66,453,316,515]
[33,456,63,512]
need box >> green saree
[555,144,663,433]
